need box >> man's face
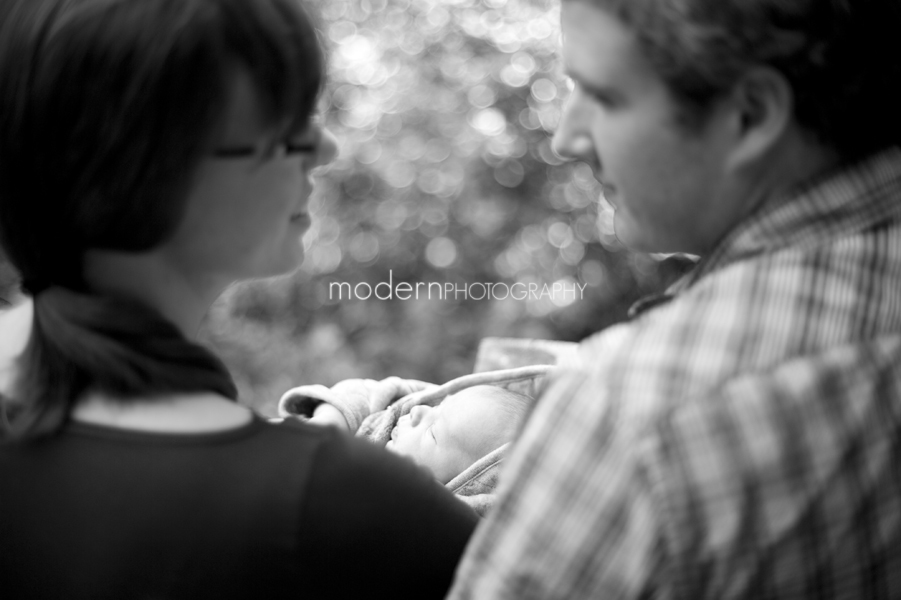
[553,2,746,255]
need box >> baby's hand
[371,377,438,412]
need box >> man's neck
[741,126,843,218]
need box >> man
[448,0,901,598]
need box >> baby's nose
[409,405,429,426]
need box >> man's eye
[571,81,614,108]
[591,92,613,107]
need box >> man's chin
[613,218,647,253]
[613,215,668,254]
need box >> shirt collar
[671,146,901,293]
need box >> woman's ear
[725,66,794,171]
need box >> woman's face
[157,70,338,283]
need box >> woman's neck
[71,390,253,433]
[82,248,230,339]
[0,299,32,395]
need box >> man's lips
[596,179,616,204]
[589,167,613,194]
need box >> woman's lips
[289,212,310,228]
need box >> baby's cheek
[436,443,473,480]
[386,434,421,463]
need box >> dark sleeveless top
[0,415,477,599]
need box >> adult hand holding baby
[354,376,438,413]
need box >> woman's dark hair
[0,0,326,440]
[572,0,901,160]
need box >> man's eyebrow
[563,66,590,83]
[565,70,624,104]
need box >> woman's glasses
[212,140,317,160]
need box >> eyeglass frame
[211,140,318,159]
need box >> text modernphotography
[193,0,694,414]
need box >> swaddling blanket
[278,365,554,516]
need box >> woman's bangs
[221,0,325,139]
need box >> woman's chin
[273,245,305,275]
[245,247,305,281]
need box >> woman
[0,1,477,598]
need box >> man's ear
[725,66,793,171]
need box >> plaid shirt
[447,148,901,599]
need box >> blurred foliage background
[0,0,694,415]
[201,0,696,414]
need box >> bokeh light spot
[526,16,554,39]
[580,260,609,287]
[511,51,537,74]
[500,65,530,87]
[530,78,558,103]
[350,231,380,264]
[384,160,416,188]
[356,140,382,165]
[424,139,451,163]
[494,159,525,188]
[425,237,458,268]
[329,20,357,43]
[547,221,574,248]
[551,277,579,307]
[468,84,497,109]
[470,108,506,136]
[375,201,408,230]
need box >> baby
[278,372,545,515]
[385,385,530,484]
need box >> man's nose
[551,96,594,161]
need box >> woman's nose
[409,405,429,427]
[313,127,338,168]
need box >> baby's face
[386,387,512,484]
